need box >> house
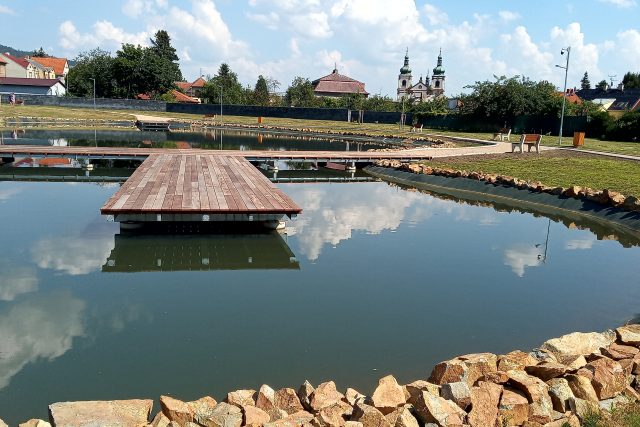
[0,59,6,78]
[577,87,640,117]
[175,76,207,98]
[557,88,582,104]
[25,58,56,79]
[171,89,200,104]
[311,67,368,98]
[0,77,66,96]
[30,57,70,83]
[0,53,35,78]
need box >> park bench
[493,127,511,141]
[512,133,543,153]
[410,123,423,133]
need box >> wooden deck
[101,153,302,223]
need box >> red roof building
[312,68,369,98]
[174,76,207,98]
[171,89,200,104]
[31,57,69,79]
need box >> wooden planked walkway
[101,154,302,217]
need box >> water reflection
[0,263,38,301]
[103,231,299,272]
[0,290,85,389]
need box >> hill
[0,44,32,57]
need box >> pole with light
[89,78,96,109]
[555,46,571,146]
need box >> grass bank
[425,151,640,197]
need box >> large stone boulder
[149,412,171,427]
[0,418,7,427]
[384,407,419,427]
[309,382,345,412]
[351,402,391,427]
[411,391,466,426]
[547,378,575,413]
[298,381,316,411]
[617,325,640,346]
[497,351,538,371]
[524,362,567,381]
[565,374,599,402]
[49,399,153,427]
[467,381,503,427]
[429,353,497,387]
[18,420,51,427]
[578,357,627,400]
[404,380,439,405]
[189,397,218,425]
[371,375,406,414]
[439,382,471,410]
[244,406,271,427]
[540,331,615,360]
[344,388,366,406]
[275,388,305,415]
[195,402,242,427]
[498,388,529,426]
[226,389,256,408]
[601,343,639,360]
[568,397,600,423]
[160,395,194,424]
[256,385,277,413]
[505,370,553,424]
[312,404,346,427]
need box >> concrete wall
[10,95,165,111]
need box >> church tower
[397,48,413,101]
[430,48,445,96]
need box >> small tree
[253,75,270,106]
[31,47,48,57]
[580,72,591,90]
[596,80,608,90]
[622,72,640,89]
[284,77,316,107]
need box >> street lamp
[89,78,96,109]
[218,84,223,149]
[555,46,571,146]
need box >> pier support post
[346,161,356,172]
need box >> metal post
[556,47,570,146]
[219,85,223,150]
[90,78,96,109]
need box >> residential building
[25,58,55,79]
[397,49,446,103]
[0,77,66,96]
[0,59,6,78]
[577,86,640,117]
[30,56,70,82]
[175,76,207,98]
[0,53,34,78]
[311,67,368,98]
[171,89,200,103]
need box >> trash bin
[258,116,263,124]
[573,132,585,147]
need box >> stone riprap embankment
[4,325,640,427]
[373,159,640,213]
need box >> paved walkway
[405,141,556,158]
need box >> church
[396,49,446,103]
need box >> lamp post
[218,84,223,149]
[555,46,571,146]
[89,78,96,109]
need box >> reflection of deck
[103,232,299,272]
[101,154,302,223]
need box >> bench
[512,134,542,153]
[493,127,511,141]
[410,124,423,133]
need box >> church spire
[400,47,411,75]
[433,48,445,76]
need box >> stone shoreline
[4,325,640,427]
[373,160,640,213]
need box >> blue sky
[1,0,638,96]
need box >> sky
[1,0,639,97]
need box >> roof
[171,89,200,103]
[175,81,192,91]
[31,57,68,75]
[2,53,29,69]
[0,77,63,87]
[191,77,206,88]
[577,88,640,111]
[312,69,368,96]
[556,91,582,104]
[26,58,53,72]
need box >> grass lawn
[426,151,640,197]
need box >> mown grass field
[426,151,640,197]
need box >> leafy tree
[265,76,281,93]
[580,72,591,90]
[362,95,399,112]
[67,48,117,98]
[201,63,246,105]
[284,77,317,107]
[596,80,608,90]
[147,30,183,90]
[622,72,640,89]
[150,30,179,62]
[410,97,448,114]
[253,75,270,106]
[113,44,147,98]
[31,47,48,57]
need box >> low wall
[10,95,165,111]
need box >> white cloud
[122,0,169,18]
[290,12,332,38]
[565,238,595,250]
[598,0,637,8]
[0,4,14,14]
[499,10,520,22]
[246,11,280,30]
[617,29,640,70]
[0,187,21,202]
[423,3,448,26]
[59,19,149,51]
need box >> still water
[0,175,639,423]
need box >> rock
[309,381,345,412]
[312,404,346,427]
[563,186,582,198]
[506,370,553,425]
[257,384,277,413]
[525,362,567,381]
[384,407,419,427]
[585,189,609,204]
[290,410,314,424]
[0,419,6,427]
[244,406,271,427]
[617,324,640,346]
[602,343,640,360]
[623,384,640,401]
[404,380,439,405]
[482,371,510,385]
[529,349,558,364]
[18,420,51,427]
[195,402,242,427]
[563,355,587,370]
[160,395,194,424]
[345,422,363,427]
[371,375,406,414]
[149,411,172,427]
[226,389,256,408]
[604,189,626,206]
[429,353,497,387]
[623,195,640,212]
[598,394,630,411]
[440,382,471,410]
[498,388,529,427]
[578,357,627,400]
[565,374,599,402]
[467,381,502,427]
[543,414,580,427]
[546,378,575,413]
[498,350,538,371]
[275,388,305,415]
[49,400,153,427]
[351,402,391,427]
[411,391,466,426]
[299,381,316,411]
[189,397,218,424]
[345,388,366,406]
[568,397,599,423]
[540,331,615,359]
